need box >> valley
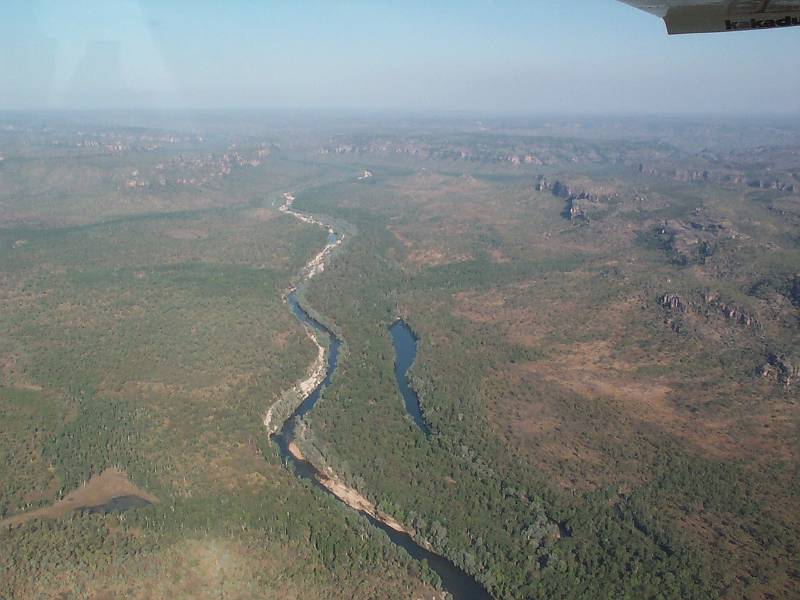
[1,113,798,599]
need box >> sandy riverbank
[269,191,430,546]
[280,192,342,280]
[262,192,343,435]
[263,326,326,435]
[286,442,414,537]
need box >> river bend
[269,192,490,600]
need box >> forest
[290,152,799,599]
[0,126,444,600]
[1,115,799,599]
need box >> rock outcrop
[535,175,616,223]
[702,292,760,328]
[747,179,796,193]
[790,274,800,308]
[659,293,689,313]
[759,353,799,389]
[655,216,736,265]
[633,162,796,194]
[658,291,760,329]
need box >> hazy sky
[1,0,798,114]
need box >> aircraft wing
[620,0,800,33]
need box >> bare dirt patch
[519,340,741,455]
[489,248,511,264]
[387,225,412,248]
[482,367,610,490]
[1,468,158,529]
[407,248,472,268]
[389,171,491,203]
[390,223,474,268]
[0,352,42,391]
[530,340,670,398]
[485,316,800,492]
[451,284,584,345]
[451,289,509,324]
[248,207,277,222]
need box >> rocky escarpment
[654,214,737,265]
[534,175,617,223]
[633,162,797,194]
[318,136,627,168]
[759,353,799,389]
[747,178,796,193]
[117,144,271,190]
[319,140,553,166]
[635,164,717,183]
[659,291,760,330]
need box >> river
[272,195,491,600]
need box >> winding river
[271,194,490,600]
